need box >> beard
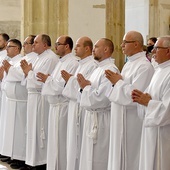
[94,56,100,61]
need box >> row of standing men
[0,31,169,170]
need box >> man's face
[32,35,45,55]
[0,35,7,51]
[74,38,86,59]
[23,37,33,54]
[6,42,18,58]
[55,36,67,57]
[152,40,169,64]
[93,39,105,62]
[121,34,136,57]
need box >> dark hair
[103,38,114,54]
[149,37,157,44]
[29,35,36,44]
[41,34,51,47]
[65,36,73,50]
[0,33,10,42]
[8,38,22,52]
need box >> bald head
[93,38,114,62]
[121,31,144,56]
[55,35,73,57]
[126,31,143,46]
[74,36,93,59]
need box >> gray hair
[158,36,170,47]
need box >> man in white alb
[0,33,9,159]
[37,35,79,170]
[62,36,97,170]
[77,38,119,170]
[132,36,170,170]
[0,39,23,162]
[20,34,58,169]
[105,31,154,170]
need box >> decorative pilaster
[21,0,68,46]
[149,0,159,37]
[106,0,125,71]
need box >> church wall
[0,0,21,39]
[68,0,106,44]
[125,0,149,44]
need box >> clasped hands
[77,73,91,89]
[37,70,73,83]
[0,60,12,80]
[2,60,11,73]
[131,89,152,106]
[105,69,122,85]
[105,69,151,106]
[20,59,32,77]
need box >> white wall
[125,0,149,44]
[0,0,21,39]
[0,0,21,21]
[68,0,106,45]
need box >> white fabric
[7,52,37,160]
[1,54,23,158]
[151,57,159,70]
[0,50,8,154]
[62,56,97,170]
[0,50,8,116]
[138,60,170,170]
[42,53,79,170]
[79,57,119,170]
[0,50,8,64]
[25,49,58,166]
[107,52,154,170]
[0,52,37,160]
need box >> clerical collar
[98,57,114,67]
[158,60,170,69]
[127,51,145,62]
[78,55,93,65]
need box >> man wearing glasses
[105,31,154,170]
[132,36,170,170]
[37,35,79,170]
[0,39,25,167]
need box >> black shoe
[0,157,10,162]
[36,164,46,170]
[19,165,36,170]
[10,160,25,169]
[7,159,17,164]
[0,154,8,158]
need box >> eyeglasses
[153,46,169,50]
[55,42,67,46]
[6,45,17,49]
[122,40,136,45]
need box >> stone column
[149,0,170,38]
[149,0,159,37]
[21,0,68,48]
[106,0,125,71]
